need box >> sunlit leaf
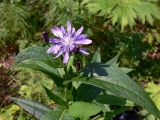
[11,97,52,119]
[40,107,74,120]
[73,59,160,118]
[68,102,101,120]
[83,0,160,30]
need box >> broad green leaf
[82,63,108,77]
[76,84,101,102]
[68,102,101,120]
[40,107,74,120]
[11,97,52,119]
[72,75,160,118]
[42,85,67,106]
[73,63,160,118]
[15,45,64,87]
[15,45,63,68]
[17,59,63,87]
[91,48,101,63]
[95,94,126,106]
[76,48,102,102]
[16,46,49,64]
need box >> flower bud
[42,32,49,43]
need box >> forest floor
[0,44,19,108]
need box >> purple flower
[47,21,92,64]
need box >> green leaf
[119,67,133,73]
[17,59,63,87]
[83,0,160,30]
[16,46,49,64]
[40,107,74,120]
[82,63,108,77]
[68,102,101,120]
[57,68,65,78]
[73,63,160,118]
[11,97,52,119]
[15,45,64,87]
[105,54,119,66]
[16,45,63,68]
[76,49,102,102]
[91,48,101,63]
[42,85,67,106]
[76,84,101,102]
[95,94,126,106]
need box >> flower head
[47,21,92,64]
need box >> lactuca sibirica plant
[12,21,160,120]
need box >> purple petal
[75,39,92,45]
[63,52,69,64]
[79,48,89,55]
[47,45,61,54]
[49,38,60,43]
[67,21,72,34]
[74,26,83,37]
[76,34,87,40]
[72,27,76,35]
[51,27,63,38]
[47,46,55,53]
[61,26,66,34]
[60,45,67,52]
[69,45,76,52]
[55,50,63,58]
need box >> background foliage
[0,0,160,119]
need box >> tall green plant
[11,21,160,120]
